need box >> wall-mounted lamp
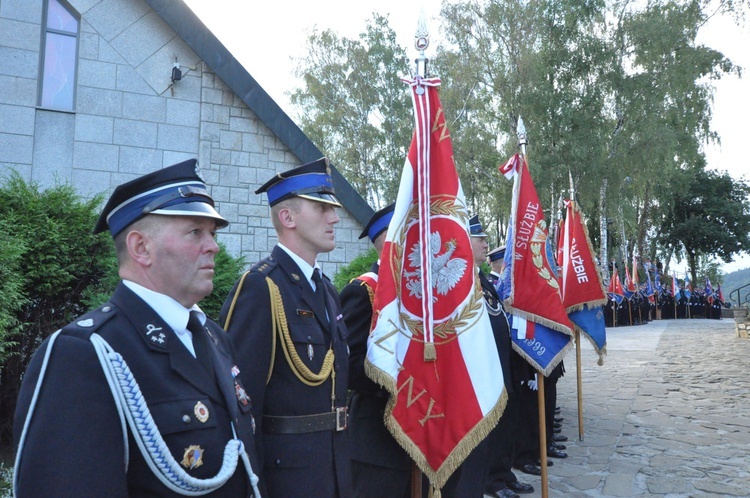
[171,61,182,83]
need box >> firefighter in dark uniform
[339,203,413,498]
[220,158,352,498]
[481,244,535,498]
[13,159,262,497]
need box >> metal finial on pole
[569,170,575,203]
[517,116,528,157]
[414,10,429,88]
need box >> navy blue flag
[510,316,572,376]
[568,305,606,365]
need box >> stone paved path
[510,317,750,497]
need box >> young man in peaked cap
[339,203,414,498]
[220,157,352,498]
[13,159,263,497]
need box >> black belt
[263,408,348,434]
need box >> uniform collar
[277,243,322,289]
[122,280,204,333]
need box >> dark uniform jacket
[220,245,352,498]
[340,262,412,498]
[13,283,260,498]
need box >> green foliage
[659,168,750,282]
[202,243,246,320]
[0,171,114,445]
[332,247,378,292]
[292,0,746,274]
[0,171,113,346]
[0,222,26,365]
[0,461,11,497]
[290,13,413,208]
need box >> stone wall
[0,0,371,276]
[734,308,749,338]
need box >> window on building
[38,0,79,111]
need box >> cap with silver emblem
[94,159,228,237]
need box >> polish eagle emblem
[404,232,467,300]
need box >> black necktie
[312,268,329,324]
[187,311,214,376]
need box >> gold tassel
[424,342,436,361]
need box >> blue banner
[569,304,606,360]
[510,316,572,376]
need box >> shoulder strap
[222,270,251,331]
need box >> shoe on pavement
[547,445,568,459]
[507,481,534,494]
[487,488,519,498]
[553,422,562,429]
[515,463,541,476]
[534,458,553,467]
[553,427,561,434]
[554,416,564,423]
[550,441,566,450]
[552,434,568,442]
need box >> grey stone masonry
[0,0,372,276]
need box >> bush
[0,172,114,446]
[0,222,26,366]
[332,247,378,291]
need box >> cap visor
[151,202,229,228]
[298,193,342,207]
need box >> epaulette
[251,256,278,276]
[60,302,119,339]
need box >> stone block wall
[0,0,371,276]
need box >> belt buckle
[335,407,348,431]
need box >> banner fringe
[503,305,573,336]
[572,322,607,364]
[366,356,508,490]
[512,339,573,377]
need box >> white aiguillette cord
[14,330,262,497]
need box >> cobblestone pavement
[507,317,750,497]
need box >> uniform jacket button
[182,415,191,423]
[275,459,281,465]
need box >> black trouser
[485,393,521,493]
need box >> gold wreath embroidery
[386,198,481,345]
[530,221,560,290]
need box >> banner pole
[410,463,422,498]
[575,330,584,441]
[537,370,548,498]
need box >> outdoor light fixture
[171,61,182,83]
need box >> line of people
[13,158,570,498]
[605,288,724,327]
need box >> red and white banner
[559,200,607,311]
[365,79,505,491]
[503,154,573,335]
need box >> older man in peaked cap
[220,158,352,498]
[13,159,262,497]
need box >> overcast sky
[183,0,750,273]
